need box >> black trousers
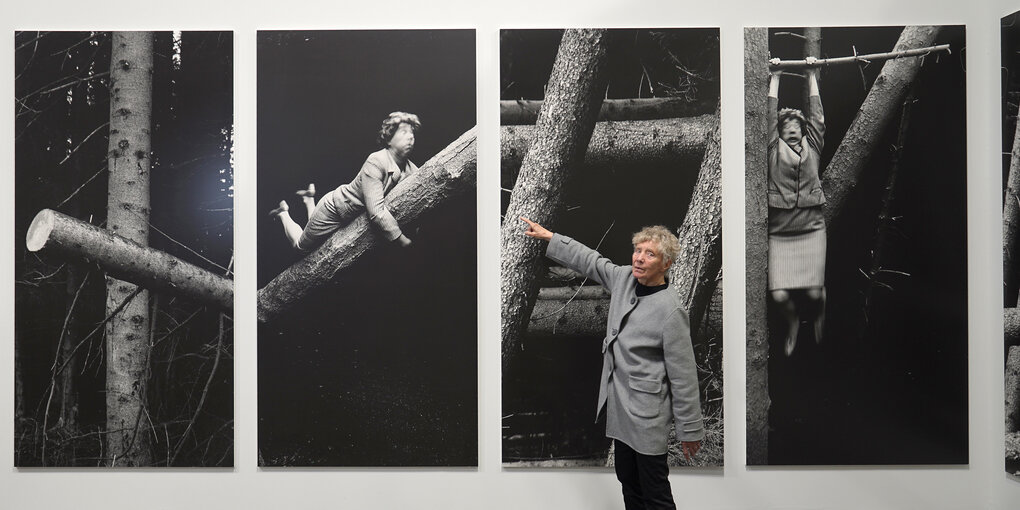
[613,439,676,510]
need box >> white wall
[3,0,1018,508]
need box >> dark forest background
[1002,13,1020,476]
[500,28,723,466]
[256,30,477,467]
[763,26,968,465]
[14,31,234,466]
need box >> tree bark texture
[500,97,715,125]
[1008,432,1020,463]
[1005,101,1020,306]
[104,31,154,466]
[529,284,723,339]
[744,27,772,466]
[1007,345,1020,433]
[26,209,233,311]
[1007,307,1020,347]
[58,266,84,430]
[802,27,822,109]
[258,127,477,323]
[500,29,609,372]
[669,108,722,335]
[501,115,713,189]
[821,26,942,228]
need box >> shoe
[268,200,289,216]
[296,183,316,198]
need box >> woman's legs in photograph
[297,183,316,218]
[268,184,319,250]
[772,286,826,356]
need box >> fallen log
[500,97,716,125]
[26,208,233,311]
[258,126,477,323]
[1006,307,1020,346]
[501,115,714,188]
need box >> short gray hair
[632,225,680,262]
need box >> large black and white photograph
[256,30,477,467]
[500,28,723,474]
[14,31,234,467]
[1003,10,1020,478]
[745,25,967,465]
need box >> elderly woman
[520,217,703,510]
[269,112,420,251]
[767,63,827,356]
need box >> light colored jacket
[332,149,417,241]
[768,95,826,209]
[546,234,705,455]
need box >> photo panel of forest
[500,28,723,468]
[745,25,967,466]
[1002,11,1020,478]
[256,30,477,467]
[14,31,234,467]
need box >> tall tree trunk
[58,266,83,430]
[1005,101,1020,306]
[802,28,822,108]
[1007,345,1020,433]
[500,29,609,373]
[501,115,713,189]
[669,108,721,335]
[104,31,154,467]
[821,26,942,228]
[744,27,772,466]
[1007,307,1020,346]
[257,127,476,323]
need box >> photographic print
[256,30,477,467]
[744,26,967,465]
[1003,10,1020,478]
[14,31,234,467]
[500,28,723,469]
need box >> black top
[636,280,669,297]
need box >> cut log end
[26,209,56,252]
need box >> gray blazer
[546,234,705,455]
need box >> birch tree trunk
[744,27,772,466]
[501,29,609,372]
[1005,101,1020,306]
[104,31,154,467]
[501,115,713,188]
[821,26,942,228]
[669,108,722,335]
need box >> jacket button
[611,328,618,336]
[630,297,636,305]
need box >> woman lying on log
[269,112,420,251]
[767,60,827,356]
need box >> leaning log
[500,97,716,125]
[258,126,477,323]
[1005,101,1020,306]
[501,29,609,373]
[26,209,233,311]
[501,115,713,189]
[822,26,942,228]
[669,107,722,335]
[1007,345,1020,433]
[744,27,772,466]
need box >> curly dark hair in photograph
[377,111,421,147]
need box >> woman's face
[780,119,803,147]
[388,123,416,158]
[631,240,672,286]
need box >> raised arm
[768,68,781,146]
[520,217,627,289]
[804,67,825,154]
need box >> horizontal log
[257,126,477,323]
[26,209,233,311]
[500,97,716,125]
[1008,345,1020,434]
[501,115,715,189]
[537,285,610,301]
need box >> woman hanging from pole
[767,59,827,356]
[268,111,420,251]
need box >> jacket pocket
[626,376,663,418]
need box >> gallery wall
[2,0,1019,508]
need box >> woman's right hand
[520,217,553,242]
